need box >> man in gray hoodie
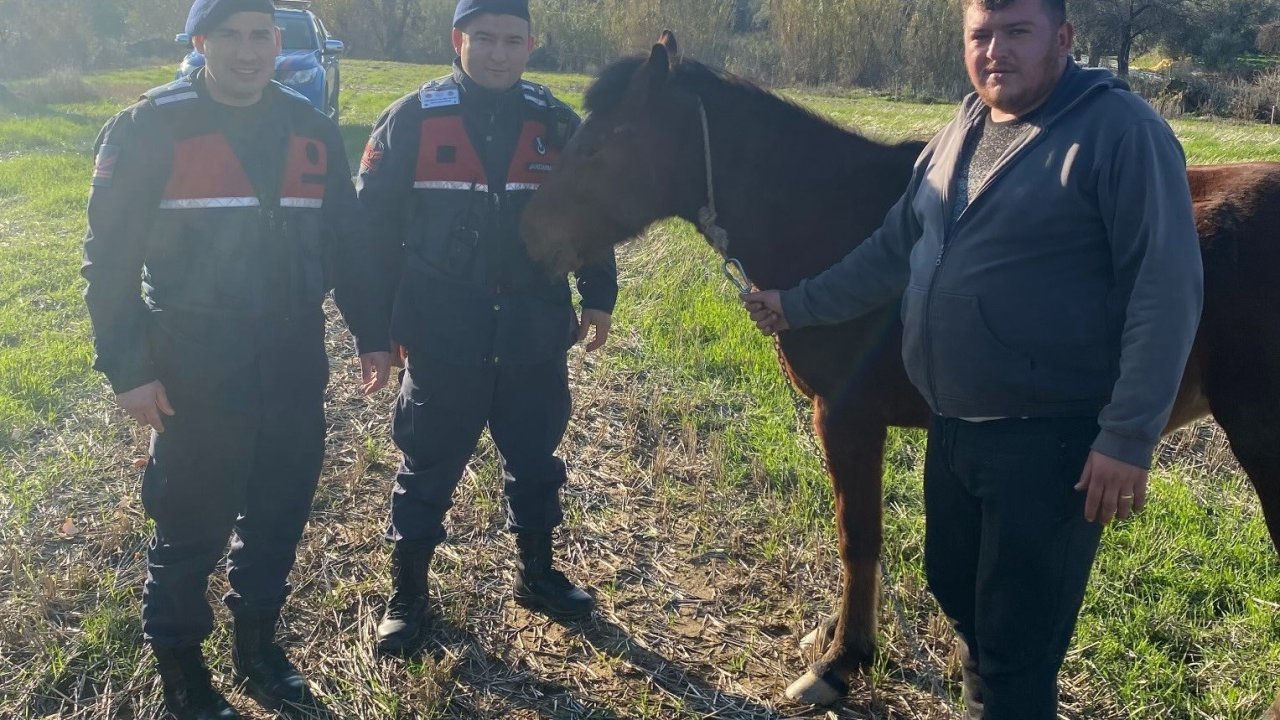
[742,0,1202,717]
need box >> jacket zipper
[261,201,290,320]
[919,117,1044,411]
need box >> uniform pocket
[290,211,328,300]
[390,364,430,458]
[444,226,479,275]
[140,453,167,520]
[410,194,483,280]
[149,313,257,406]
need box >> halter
[694,97,751,294]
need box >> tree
[1162,0,1280,70]
[368,0,424,61]
[1071,0,1187,76]
[1260,21,1280,54]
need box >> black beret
[186,0,277,36]
[453,0,530,29]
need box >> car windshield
[277,13,317,51]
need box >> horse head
[522,31,708,275]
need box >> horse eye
[576,125,632,159]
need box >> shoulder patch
[360,138,385,173]
[520,81,549,108]
[143,79,197,107]
[91,144,120,188]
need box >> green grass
[1172,120,1280,163]
[1,59,1278,719]
[0,151,99,435]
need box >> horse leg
[1206,380,1280,556]
[1199,275,1280,716]
[1217,405,1280,554]
[786,397,887,705]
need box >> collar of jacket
[189,67,289,111]
[451,59,526,114]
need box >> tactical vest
[390,76,580,365]
[403,76,568,294]
[141,78,330,319]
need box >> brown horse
[522,32,1280,708]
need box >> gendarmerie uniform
[357,62,617,550]
[83,71,386,648]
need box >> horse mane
[585,55,918,159]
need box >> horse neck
[695,92,917,291]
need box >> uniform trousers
[386,353,571,549]
[140,311,328,647]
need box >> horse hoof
[784,670,845,706]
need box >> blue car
[175,0,343,118]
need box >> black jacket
[356,63,618,367]
[82,72,386,394]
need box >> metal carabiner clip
[722,257,752,295]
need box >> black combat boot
[957,636,985,720]
[229,606,315,711]
[513,531,595,619]
[376,543,434,655]
[152,645,242,720]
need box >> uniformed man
[357,0,618,654]
[82,0,393,717]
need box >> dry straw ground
[2,277,952,719]
[1,244,1260,720]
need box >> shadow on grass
[377,609,624,719]
[557,614,786,720]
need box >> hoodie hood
[960,59,1127,128]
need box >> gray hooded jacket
[780,61,1203,468]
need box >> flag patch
[361,139,384,172]
[91,144,120,187]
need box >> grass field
[1,59,1278,719]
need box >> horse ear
[656,29,679,66]
[624,41,671,109]
[647,42,671,81]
